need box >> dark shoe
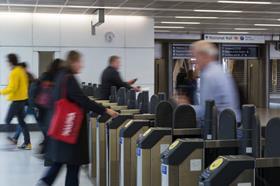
[6,136,17,145]
[18,143,32,150]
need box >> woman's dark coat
[46,70,106,165]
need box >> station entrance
[222,44,266,107]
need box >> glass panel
[269,59,280,108]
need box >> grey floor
[0,132,93,186]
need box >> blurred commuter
[100,55,140,100]
[191,41,241,126]
[0,54,31,150]
[185,70,197,104]
[176,67,187,90]
[33,59,65,156]
[20,62,36,84]
[10,62,37,143]
[37,51,118,186]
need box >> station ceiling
[1,0,280,35]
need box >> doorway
[223,58,262,106]
[269,59,280,108]
[38,51,55,76]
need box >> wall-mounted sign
[172,43,192,59]
[221,45,259,58]
[204,34,265,44]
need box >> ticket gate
[96,114,112,186]
[106,92,155,186]
[106,114,156,186]
[119,120,152,186]
[136,128,172,186]
[199,155,256,186]
[119,101,174,186]
[89,101,119,179]
[160,105,257,186]
[135,104,200,186]
[199,117,280,186]
[89,85,130,176]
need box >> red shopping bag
[48,76,84,144]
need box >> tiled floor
[0,132,93,186]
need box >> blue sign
[172,43,192,59]
[136,148,141,156]
[222,45,259,58]
[161,164,168,175]
[120,137,123,144]
[96,121,99,128]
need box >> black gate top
[127,89,136,109]
[218,109,236,140]
[139,91,149,114]
[155,101,173,128]
[265,117,280,157]
[137,92,143,109]
[158,92,166,101]
[149,95,159,114]
[173,105,196,129]
[117,87,127,106]
[109,86,117,102]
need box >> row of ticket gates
[85,86,280,186]
[82,83,103,99]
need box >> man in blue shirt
[191,41,241,125]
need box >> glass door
[269,59,280,108]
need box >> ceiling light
[154,26,184,29]
[234,28,268,30]
[218,1,272,5]
[175,16,218,19]
[161,21,200,24]
[194,9,242,13]
[155,30,171,32]
[218,31,249,34]
[255,24,280,27]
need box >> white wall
[0,13,154,124]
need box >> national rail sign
[204,34,265,44]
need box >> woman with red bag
[37,51,118,186]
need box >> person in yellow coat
[0,54,31,150]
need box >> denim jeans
[41,163,80,186]
[13,104,39,141]
[5,100,30,144]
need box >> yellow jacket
[0,66,28,101]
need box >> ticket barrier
[106,94,157,186]
[119,120,152,186]
[160,105,257,186]
[119,101,174,186]
[98,112,144,186]
[199,117,280,186]
[89,101,118,179]
[90,86,127,182]
[135,105,200,186]
[136,128,172,186]
[106,91,152,186]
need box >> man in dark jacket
[100,55,139,99]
